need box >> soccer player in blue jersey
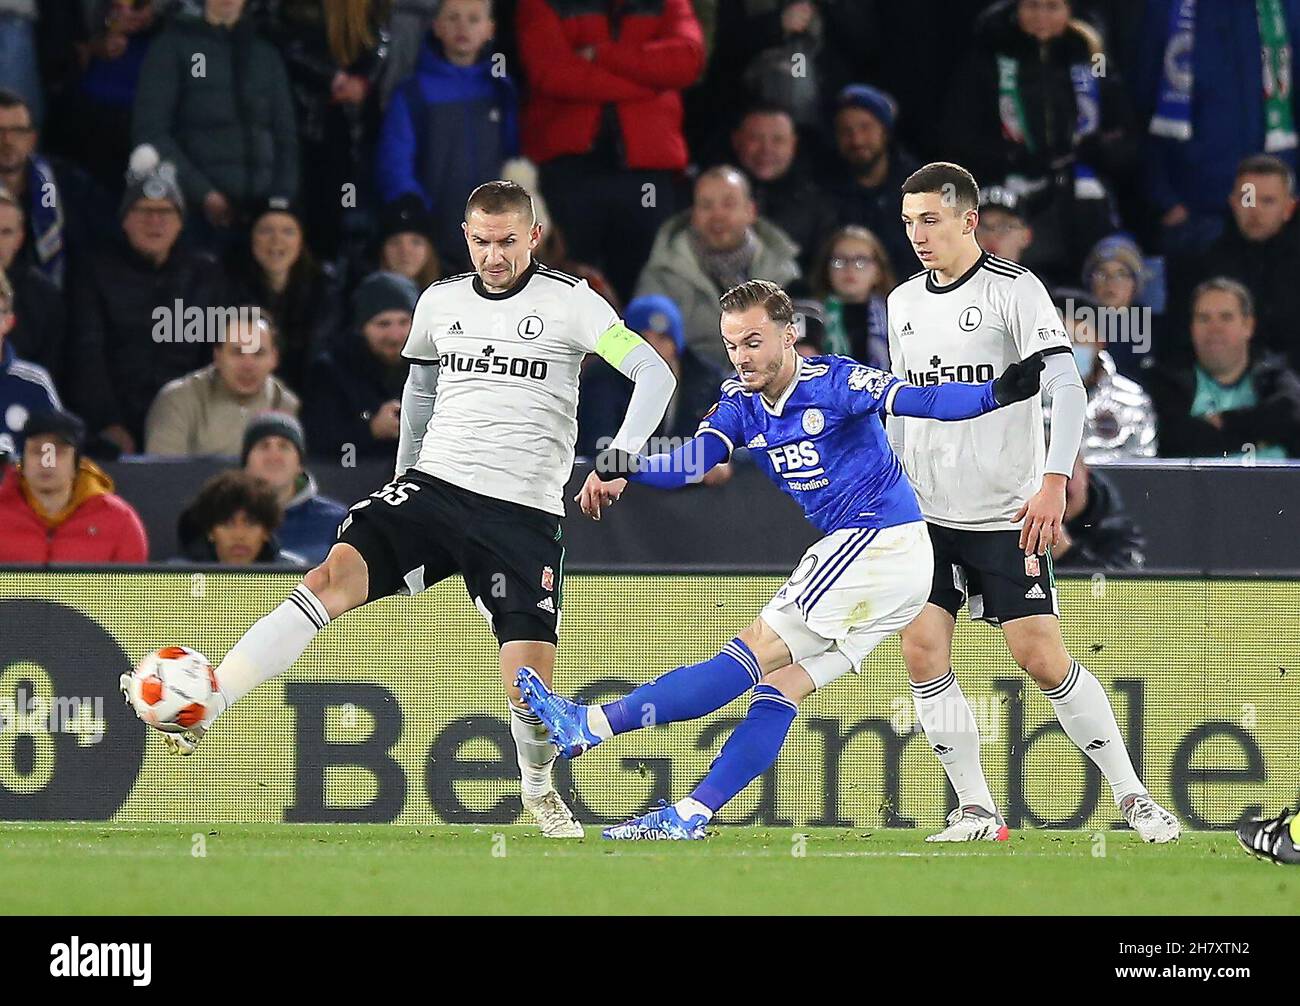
[516,279,1047,839]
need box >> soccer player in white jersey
[120,181,677,838]
[889,162,1179,843]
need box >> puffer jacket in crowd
[1045,349,1157,462]
[131,8,299,207]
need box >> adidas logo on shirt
[900,322,914,336]
[747,433,768,449]
[448,321,464,334]
[1024,583,1046,599]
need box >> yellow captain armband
[594,322,647,370]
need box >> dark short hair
[1235,153,1296,196]
[189,471,283,534]
[464,180,535,223]
[734,102,796,130]
[0,88,30,115]
[901,161,980,213]
[1192,276,1254,318]
[719,279,795,325]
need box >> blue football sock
[601,638,760,736]
[690,683,798,814]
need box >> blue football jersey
[696,354,923,534]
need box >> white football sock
[510,703,556,799]
[675,797,713,822]
[1044,660,1144,805]
[202,584,330,728]
[911,670,998,814]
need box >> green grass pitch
[1,823,1294,914]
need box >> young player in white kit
[889,162,1179,842]
[120,181,678,838]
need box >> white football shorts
[760,520,932,689]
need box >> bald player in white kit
[888,162,1179,843]
[121,181,676,838]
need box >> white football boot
[522,790,584,838]
[1121,793,1181,843]
[118,672,206,756]
[926,804,1010,842]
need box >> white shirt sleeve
[567,280,620,354]
[400,288,439,364]
[886,290,907,454]
[1008,271,1072,360]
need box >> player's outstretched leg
[603,670,805,841]
[121,543,367,754]
[900,607,1007,842]
[1237,808,1300,865]
[516,636,762,758]
[1004,616,1180,843]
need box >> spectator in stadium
[376,0,442,106]
[0,2,41,125]
[224,196,343,393]
[688,1,880,160]
[376,0,517,274]
[823,84,919,277]
[375,193,442,291]
[0,87,110,289]
[1083,233,1158,379]
[1192,155,1300,373]
[1053,455,1145,570]
[240,410,346,564]
[132,0,299,247]
[67,147,223,456]
[60,0,160,196]
[303,270,418,462]
[262,0,390,260]
[0,408,148,563]
[175,469,305,566]
[941,0,1136,285]
[803,224,895,369]
[0,269,60,461]
[729,103,837,271]
[518,0,705,302]
[143,312,300,457]
[634,165,799,369]
[976,185,1034,264]
[1133,0,1300,256]
[1049,290,1157,461]
[537,221,620,311]
[577,294,725,461]
[1146,277,1300,459]
[0,186,66,382]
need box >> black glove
[992,354,1045,406]
[593,448,640,480]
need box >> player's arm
[885,304,907,455]
[622,432,732,489]
[1003,272,1086,554]
[395,362,437,479]
[395,290,440,479]
[594,323,676,460]
[874,358,1046,420]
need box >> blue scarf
[1151,0,1298,152]
[24,155,65,288]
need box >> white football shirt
[401,261,622,516]
[886,252,1071,531]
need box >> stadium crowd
[0,0,1299,568]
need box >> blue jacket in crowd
[0,339,61,460]
[1132,0,1300,217]
[375,36,518,270]
[277,472,347,566]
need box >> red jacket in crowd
[517,0,704,171]
[0,461,149,564]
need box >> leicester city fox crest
[848,366,892,396]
